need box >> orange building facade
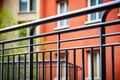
[39,0,120,80]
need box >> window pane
[31,0,36,11]
[61,63,65,77]
[88,51,100,78]
[99,0,103,4]
[90,13,97,20]
[99,11,103,19]
[98,0,103,19]
[90,0,96,20]
[66,2,68,12]
[91,0,96,6]
[60,2,65,14]
[89,0,103,20]
[58,1,68,27]
[60,20,65,27]
[20,0,27,12]
[93,53,97,77]
[21,0,27,2]
[66,19,69,25]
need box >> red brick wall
[40,0,120,80]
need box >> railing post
[28,25,38,80]
[29,26,36,80]
[50,51,52,80]
[29,26,38,80]
[57,33,61,80]
[111,45,115,80]
[90,48,94,80]
[100,23,106,80]
[73,49,76,80]
[42,52,45,80]
[7,56,10,80]
[1,43,4,80]
[100,9,112,80]
[65,50,68,80]
[29,35,34,80]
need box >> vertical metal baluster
[50,51,52,80]
[100,9,110,80]
[38,62,40,80]
[57,33,61,80]
[7,56,9,80]
[29,38,33,80]
[100,27,106,80]
[73,49,76,80]
[36,53,38,80]
[82,48,85,80]
[42,52,45,80]
[65,50,68,80]
[12,55,15,80]
[18,55,20,80]
[1,43,4,80]
[4,58,6,80]
[29,25,37,80]
[24,54,26,80]
[90,48,94,80]
[111,46,114,80]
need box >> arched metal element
[100,8,115,80]
[101,9,113,22]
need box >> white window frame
[55,1,69,30]
[55,63,69,80]
[118,8,120,17]
[86,51,100,80]
[85,0,102,24]
[19,0,36,12]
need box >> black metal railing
[0,1,120,80]
[0,60,81,80]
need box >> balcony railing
[0,1,120,80]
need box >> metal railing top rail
[0,19,120,44]
[0,1,120,34]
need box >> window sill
[84,19,101,25]
[54,25,69,30]
[86,77,101,80]
[18,11,36,14]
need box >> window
[55,53,69,80]
[88,0,103,21]
[87,51,100,80]
[57,1,68,28]
[19,0,36,12]
[60,54,66,79]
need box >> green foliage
[0,8,18,41]
[0,8,18,60]
[0,8,39,80]
[0,8,17,28]
[19,28,27,37]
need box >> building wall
[3,0,40,22]
[40,0,120,80]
